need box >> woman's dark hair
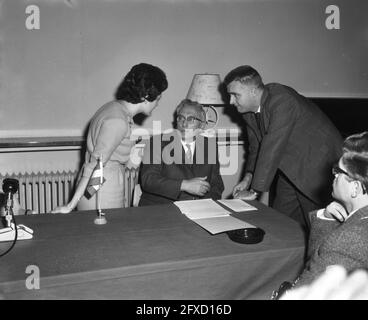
[115,63,168,103]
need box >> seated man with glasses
[138,99,224,206]
[273,131,368,298]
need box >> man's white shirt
[317,207,359,221]
[181,140,195,162]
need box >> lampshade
[186,74,225,105]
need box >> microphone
[0,178,33,243]
[3,178,19,227]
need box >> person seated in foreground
[273,131,368,298]
[138,99,224,206]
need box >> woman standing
[52,63,168,213]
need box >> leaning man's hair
[224,65,264,89]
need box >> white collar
[346,207,364,220]
[181,140,195,161]
[181,140,195,148]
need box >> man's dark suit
[244,83,342,226]
[294,206,368,287]
[139,131,224,206]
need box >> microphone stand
[94,188,107,225]
[94,156,107,225]
[0,190,33,242]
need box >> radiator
[0,168,139,214]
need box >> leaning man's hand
[234,189,258,200]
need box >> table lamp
[186,74,225,130]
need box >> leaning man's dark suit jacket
[244,83,342,204]
[139,131,224,206]
[294,205,368,287]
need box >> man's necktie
[185,144,193,164]
[254,113,263,137]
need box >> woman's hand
[51,205,72,214]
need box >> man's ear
[351,181,362,198]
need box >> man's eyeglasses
[332,165,351,178]
[332,165,367,194]
[177,114,203,124]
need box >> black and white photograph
[0,0,368,305]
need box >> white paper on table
[193,216,256,235]
[174,199,230,219]
[218,199,257,212]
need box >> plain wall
[1,0,367,137]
